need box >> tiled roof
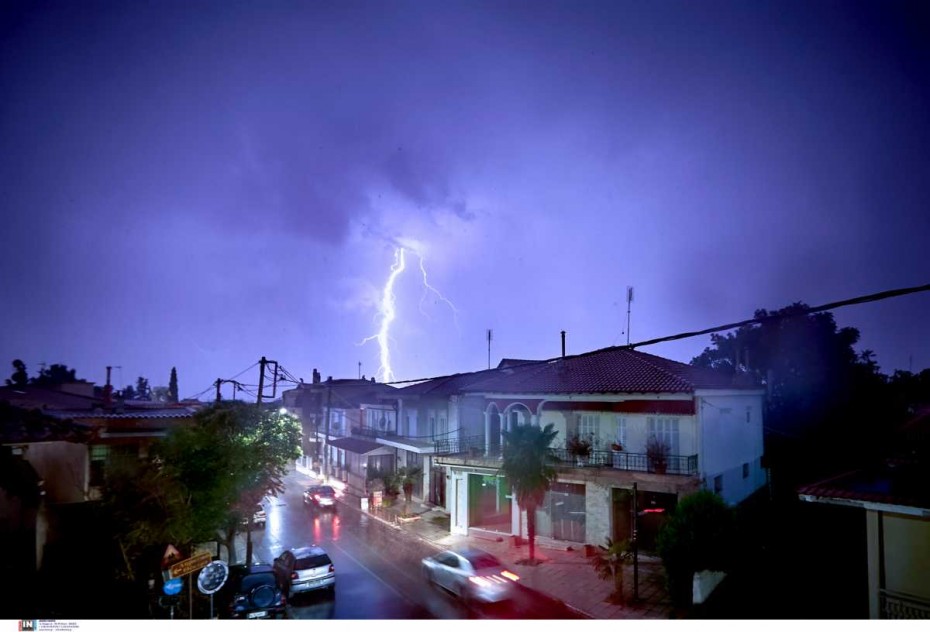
[46,407,197,420]
[798,461,930,511]
[458,347,760,395]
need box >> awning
[328,437,389,455]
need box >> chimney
[561,330,566,358]
[312,369,321,384]
[103,366,113,406]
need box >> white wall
[697,392,766,505]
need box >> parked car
[273,546,336,599]
[242,503,267,529]
[421,549,519,603]
[302,485,340,511]
[223,564,286,619]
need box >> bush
[656,490,735,606]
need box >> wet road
[247,470,583,620]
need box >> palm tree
[590,537,633,604]
[499,422,559,564]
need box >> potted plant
[567,433,593,466]
[646,435,671,474]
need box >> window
[329,410,345,431]
[89,445,109,487]
[647,417,680,454]
[578,414,600,440]
[714,475,723,494]
[742,462,749,479]
[616,416,628,447]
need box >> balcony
[351,426,398,440]
[881,589,930,619]
[432,437,697,476]
[550,449,698,476]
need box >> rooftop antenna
[487,329,493,370]
[626,286,634,346]
[358,361,362,379]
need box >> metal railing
[552,449,696,475]
[433,435,486,456]
[432,437,697,475]
[351,426,398,440]
[881,589,930,619]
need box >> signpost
[197,560,229,619]
[162,577,183,619]
[169,551,213,579]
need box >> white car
[421,549,519,603]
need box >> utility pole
[632,482,640,602]
[257,357,267,406]
[215,379,222,402]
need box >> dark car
[302,485,340,510]
[223,564,286,619]
[273,546,336,599]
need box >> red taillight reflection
[501,570,520,581]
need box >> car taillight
[501,570,520,582]
[328,564,334,573]
[314,494,321,500]
[291,572,298,580]
[468,576,491,587]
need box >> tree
[134,376,151,401]
[397,465,423,516]
[499,422,559,564]
[100,401,301,582]
[590,537,633,604]
[30,363,77,386]
[656,490,735,607]
[6,359,28,387]
[168,367,179,403]
[691,303,888,488]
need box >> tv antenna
[487,329,493,370]
[625,286,634,346]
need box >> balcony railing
[434,435,486,456]
[881,589,930,619]
[550,449,697,475]
[351,426,398,440]
[433,438,697,476]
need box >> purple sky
[2,1,929,399]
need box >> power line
[626,282,930,350]
[383,282,930,386]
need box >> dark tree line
[6,360,180,403]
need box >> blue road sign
[163,577,183,595]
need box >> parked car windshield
[295,554,331,570]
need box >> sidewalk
[294,464,677,619]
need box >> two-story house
[395,347,766,550]
[282,371,399,498]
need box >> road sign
[163,577,183,596]
[169,551,213,579]
[197,560,229,595]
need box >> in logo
[19,622,38,632]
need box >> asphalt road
[247,470,583,620]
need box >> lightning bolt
[359,245,459,383]
[360,247,407,383]
[417,253,460,329]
